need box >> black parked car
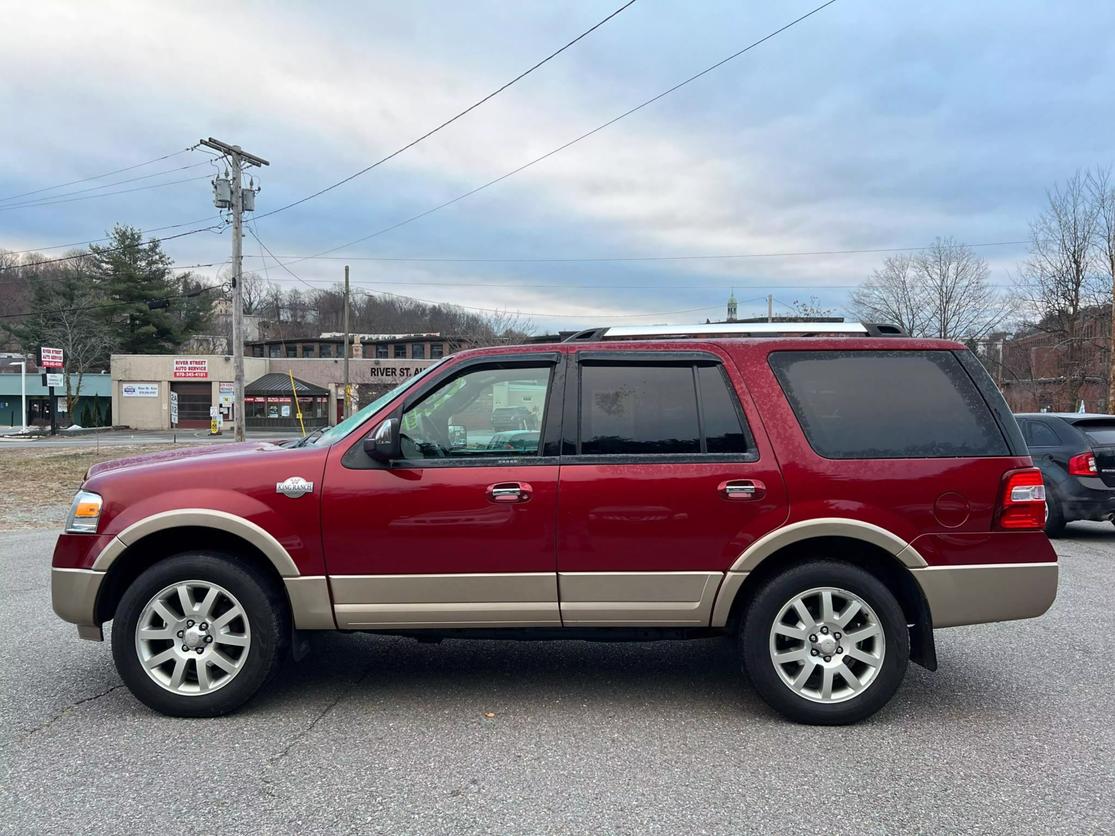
[1015,412,1115,536]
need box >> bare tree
[789,296,835,318]
[239,271,268,315]
[852,240,1009,339]
[1019,171,1104,409]
[849,254,931,336]
[918,237,1012,340]
[4,255,114,422]
[0,249,35,326]
[1090,168,1115,410]
[475,309,535,344]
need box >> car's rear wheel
[111,552,286,717]
[740,560,909,724]
[1043,489,1066,538]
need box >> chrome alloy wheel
[134,580,251,696]
[768,586,885,704]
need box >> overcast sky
[2,1,1113,332]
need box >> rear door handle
[719,479,766,500]
[487,482,532,503]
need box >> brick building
[987,306,1111,413]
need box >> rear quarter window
[769,350,1009,459]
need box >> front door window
[400,365,551,460]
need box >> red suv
[51,323,1058,724]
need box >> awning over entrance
[244,373,330,429]
[245,373,329,397]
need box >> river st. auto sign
[40,347,64,368]
[365,361,430,382]
[173,358,208,379]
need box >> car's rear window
[769,350,1009,459]
[1075,422,1115,446]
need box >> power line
[251,0,639,221]
[248,226,317,291]
[1,216,225,257]
[245,238,1029,267]
[0,160,212,209]
[0,284,226,320]
[0,223,226,272]
[280,0,839,265]
[249,276,1024,291]
[0,174,211,212]
[251,224,721,319]
[350,286,725,320]
[0,147,193,202]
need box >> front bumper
[51,567,105,640]
[912,562,1058,628]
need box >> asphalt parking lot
[2,527,1112,835]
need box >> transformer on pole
[199,137,269,443]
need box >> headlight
[66,490,103,534]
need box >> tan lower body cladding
[328,571,723,629]
[330,573,561,629]
[558,571,721,626]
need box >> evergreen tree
[88,225,211,353]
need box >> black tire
[740,560,909,725]
[1044,489,1066,538]
[111,552,287,717]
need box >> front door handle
[719,479,766,501]
[487,482,532,503]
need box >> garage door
[171,382,211,428]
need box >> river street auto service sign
[173,359,208,379]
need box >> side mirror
[363,416,401,463]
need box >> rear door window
[769,350,1009,459]
[697,365,752,454]
[1027,421,1061,447]
[580,365,700,455]
[577,361,755,457]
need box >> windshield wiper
[295,426,330,447]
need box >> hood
[85,441,282,481]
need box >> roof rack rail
[562,322,906,342]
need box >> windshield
[309,358,448,446]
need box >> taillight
[1068,452,1097,477]
[997,468,1046,530]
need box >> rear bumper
[1058,476,1115,521]
[912,562,1058,628]
[51,567,105,638]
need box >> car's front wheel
[740,560,909,724]
[111,552,286,717]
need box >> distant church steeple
[726,289,738,322]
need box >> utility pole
[767,294,773,323]
[342,264,351,419]
[200,137,269,442]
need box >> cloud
[2,1,1113,329]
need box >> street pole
[342,264,351,419]
[199,138,268,443]
[767,294,773,323]
[5,360,25,432]
[231,146,244,441]
[19,360,26,434]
